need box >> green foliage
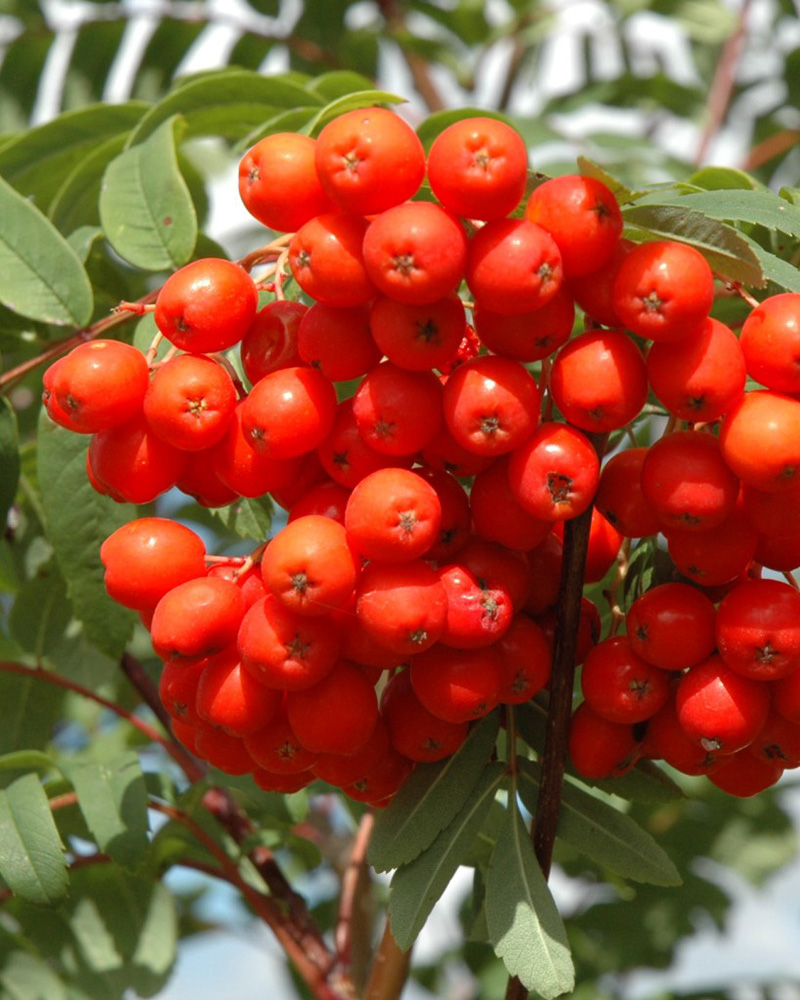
[0,6,799,1000]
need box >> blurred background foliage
[1,2,799,1000]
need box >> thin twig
[335,811,376,973]
[375,0,447,111]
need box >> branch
[375,0,447,112]
[363,920,411,1000]
[334,810,376,975]
[506,430,608,1000]
[694,0,754,166]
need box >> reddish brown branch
[335,810,376,973]
[376,0,447,111]
[363,920,411,1000]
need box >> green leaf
[0,175,94,327]
[518,760,682,886]
[303,90,408,136]
[388,762,505,952]
[37,413,137,659]
[8,561,73,660]
[688,166,761,191]
[0,670,65,764]
[49,133,128,236]
[0,102,148,209]
[485,799,574,999]
[740,236,800,294]
[99,116,197,271]
[576,156,643,205]
[0,950,68,1000]
[209,496,273,540]
[66,754,149,871]
[0,397,20,531]
[234,107,324,155]
[665,189,800,239]
[0,751,57,773]
[370,713,500,872]
[305,71,377,100]
[128,69,323,146]
[622,203,765,287]
[0,774,67,906]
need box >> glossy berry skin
[675,654,771,755]
[100,517,206,611]
[508,422,600,522]
[524,174,623,277]
[239,132,331,232]
[344,467,442,563]
[88,413,187,503]
[549,328,647,432]
[580,636,672,724]
[640,431,739,532]
[239,300,307,384]
[665,497,758,587]
[143,353,237,451]
[436,561,513,649]
[715,579,800,680]
[568,239,631,327]
[612,240,714,342]
[569,702,641,780]
[286,659,379,756]
[155,258,258,353]
[594,448,661,539]
[244,712,317,775]
[242,365,337,460]
[466,218,563,316]
[363,202,468,306]
[708,752,784,797]
[415,467,471,563]
[352,362,443,457]
[355,559,448,656]
[582,508,623,584]
[719,390,800,492]
[469,458,554,552]
[211,401,304,498]
[495,613,552,704]
[442,355,541,457]
[369,293,465,373]
[195,647,283,737]
[150,577,246,662]
[646,317,746,423]
[317,398,411,488]
[739,292,800,393]
[381,669,468,763]
[314,106,425,216]
[237,593,341,691]
[642,696,720,776]
[261,515,358,617]
[297,303,380,382]
[426,116,528,221]
[410,644,502,723]
[626,582,716,672]
[50,340,149,433]
[472,286,575,363]
[289,213,374,308]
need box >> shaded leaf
[209,496,273,541]
[0,103,147,209]
[8,561,72,660]
[49,134,128,236]
[388,762,505,951]
[305,71,377,100]
[0,774,67,906]
[0,670,65,765]
[688,166,761,191]
[622,203,765,287]
[666,189,800,238]
[128,69,323,146]
[0,751,57,773]
[99,116,197,271]
[370,712,500,872]
[0,949,68,1000]
[66,753,149,871]
[741,236,800,293]
[37,414,137,659]
[577,155,643,205]
[518,760,682,886]
[0,176,93,326]
[0,397,20,531]
[486,799,574,999]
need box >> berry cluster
[42,106,800,803]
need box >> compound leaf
[486,798,574,999]
[370,712,500,872]
[99,115,196,271]
[0,774,67,906]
